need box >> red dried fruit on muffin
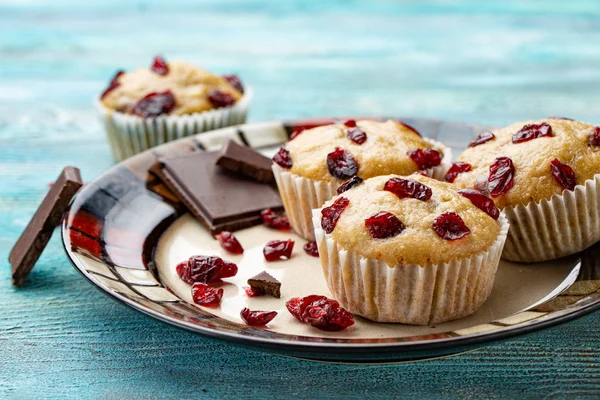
[550,158,576,191]
[192,282,223,306]
[289,128,304,140]
[100,70,124,99]
[207,89,236,108]
[398,121,422,137]
[260,208,291,230]
[223,74,244,94]
[469,131,495,147]
[343,119,357,127]
[272,147,292,169]
[243,286,264,297]
[303,241,319,257]
[512,122,553,144]
[188,255,238,284]
[176,261,193,284]
[150,55,169,75]
[364,211,405,239]
[433,212,471,240]
[132,90,176,117]
[263,239,295,261]
[457,189,500,220]
[240,307,278,326]
[407,148,442,170]
[444,162,472,183]
[285,295,354,331]
[346,127,367,144]
[216,231,244,255]
[321,197,350,234]
[488,157,515,197]
[384,177,432,201]
[337,176,363,194]
[327,147,359,179]
[589,127,600,147]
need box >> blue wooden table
[2,1,599,398]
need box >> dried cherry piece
[272,147,292,169]
[150,55,169,75]
[364,211,405,239]
[176,261,193,284]
[347,127,367,144]
[550,158,576,191]
[263,240,295,261]
[303,241,319,257]
[327,147,359,179]
[188,255,238,284]
[337,176,363,194]
[384,177,432,201]
[433,212,470,240]
[289,128,304,140]
[192,283,223,306]
[469,131,495,147]
[216,231,244,254]
[398,121,421,137]
[321,197,350,234]
[458,189,499,220]
[488,157,515,197]
[512,122,553,144]
[132,91,176,117]
[589,127,600,147]
[286,295,355,331]
[240,307,278,326]
[260,208,291,230]
[207,89,236,108]
[407,148,442,170]
[223,74,244,94]
[444,162,472,183]
[344,119,357,127]
[100,70,124,99]
[243,286,264,297]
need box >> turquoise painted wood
[1,0,600,398]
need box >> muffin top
[100,56,243,117]
[272,120,445,183]
[450,118,600,208]
[319,174,501,266]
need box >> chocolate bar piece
[216,140,275,183]
[9,167,83,287]
[151,151,283,234]
[247,271,281,298]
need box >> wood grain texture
[1,0,599,398]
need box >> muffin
[312,175,509,325]
[272,119,451,240]
[96,55,252,161]
[450,117,600,262]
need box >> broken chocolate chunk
[247,271,281,298]
[216,140,275,183]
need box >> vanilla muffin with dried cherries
[271,119,451,240]
[312,174,508,325]
[449,117,600,262]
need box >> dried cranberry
[192,283,223,307]
[188,255,238,284]
[550,158,576,191]
[176,261,193,284]
[347,127,367,144]
[207,89,236,108]
[263,240,295,261]
[243,286,264,297]
[260,208,291,230]
[327,147,359,179]
[383,177,432,201]
[512,123,553,144]
[100,70,124,99]
[444,162,472,183]
[132,91,175,117]
[216,231,244,255]
[337,176,363,194]
[223,74,244,94]
[150,55,169,75]
[240,308,278,326]
[321,197,350,234]
[458,189,499,220]
[433,212,471,240]
[469,131,495,147]
[303,241,319,257]
[272,147,292,169]
[285,295,355,331]
[344,119,357,127]
[407,148,442,170]
[589,127,600,147]
[364,211,405,239]
[488,157,515,197]
[398,121,421,137]
[289,128,304,140]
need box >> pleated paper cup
[95,87,253,161]
[312,210,509,325]
[502,174,600,262]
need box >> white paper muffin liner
[501,174,600,262]
[272,139,451,241]
[95,87,253,161]
[311,209,509,325]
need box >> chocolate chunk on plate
[247,271,281,298]
[9,167,83,287]
[216,140,275,183]
[151,151,283,234]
